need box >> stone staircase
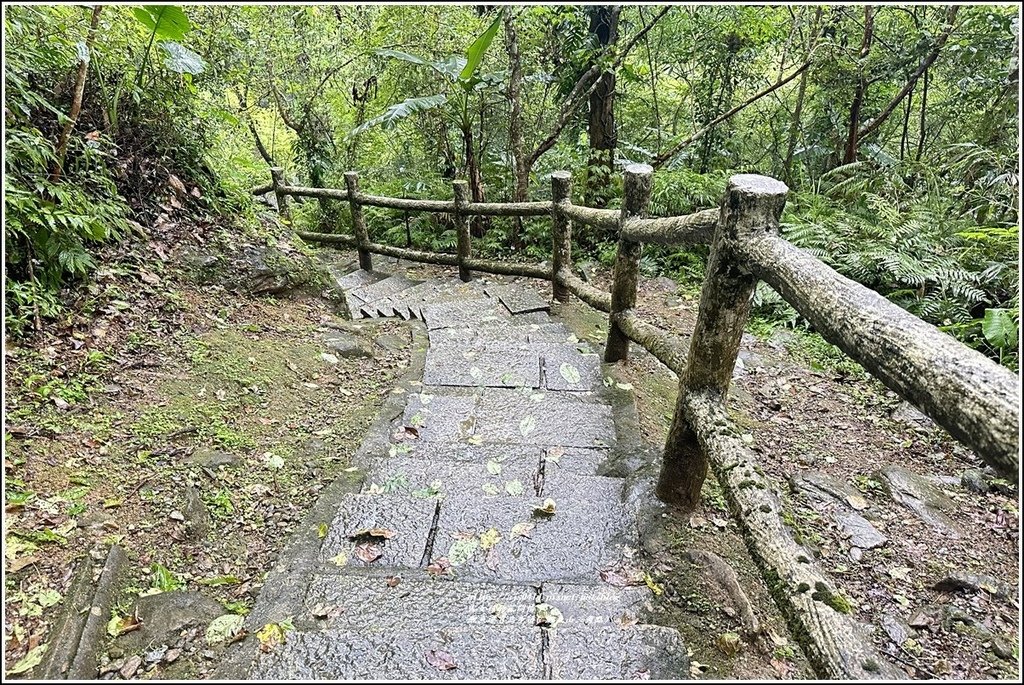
[216,260,689,679]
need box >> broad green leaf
[448,537,479,565]
[6,644,46,676]
[460,9,504,83]
[518,415,536,437]
[485,459,502,476]
[505,480,524,497]
[161,41,206,74]
[131,5,191,41]
[982,308,1018,350]
[347,94,447,139]
[376,50,465,81]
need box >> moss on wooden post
[344,172,372,272]
[604,163,653,363]
[453,180,472,282]
[657,174,788,509]
[270,167,289,220]
[550,171,572,302]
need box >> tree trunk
[51,5,103,183]
[783,7,823,185]
[463,125,486,238]
[585,6,621,209]
[504,11,528,247]
[915,67,929,162]
[842,5,875,165]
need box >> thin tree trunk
[783,7,823,185]
[51,5,103,182]
[585,6,621,208]
[842,5,875,165]
[504,10,528,247]
[900,80,914,160]
[463,124,485,238]
[916,67,929,162]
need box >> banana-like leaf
[376,50,465,81]
[161,41,205,75]
[131,5,191,41]
[347,94,448,139]
[460,9,504,82]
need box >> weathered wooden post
[270,166,289,220]
[604,164,653,363]
[657,174,788,509]
[550,171,572,302]
[453,180,472,282]
[344,172,372,272]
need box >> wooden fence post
[270,166,289,220]
[453,180,472,282]
[344,172,372,272]
[604,163,653,363]
[550,171,572,302]
[657,174,788,509]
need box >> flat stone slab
[423,343,541,388]
[538,344,603,392]
[334,268,389,291]
[365,456,540,500]
[247,625,543,680]
[543,447,607,477]
[542,470,623,502]
[304,574,537,631]
[432,495,636,583]
[485,284,550,314]
[388,443,544,468]
[350,273,422,307]
[543,583,650,627]
[318,494,435,569]
[473,389,615,448]
[546,624,690,680]
[429,326,533,346]
[400,392,477,443]
[420,300,509,330]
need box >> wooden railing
[264,164,1020,678]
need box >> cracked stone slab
[420,300,509,330]
[485,284,550,314]
[247,625,543,680]
[526,324,580,343]
[542,583,651,627]
[432,495,636,584]
[473,389,615,448]
[304,573,538,631]
[789,471,861,506]
[541,470,623,502]
[876,465,960,536]
[399,392,478,443]
[538,344,603,392]
[318,494,435,569]
[423,343,541,388]
[545,623,690,680]
[364,455,540,500]
[835,512,888,550]
[429,326,534,346]
[542,447,606,477]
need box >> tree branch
[51,4,102,182]
[652,60,811,169]
[857,5,960,140]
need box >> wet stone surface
[485,284,551,315]
[876,465,960,536]
[420,300,509,330]
[546,624,690,680]
[538,343,603,392]
[318,494,435,569]
[423,342,542,388]
[474,389,615,448]
[364,455,540,499]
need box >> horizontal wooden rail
[357,193,455,213]
[557,203,620,230]
[614,310,688,377]
[469,201,552,217]
[556,269,612,312]
[277,184,552,217]
[742,233,1020,477]
[296,231,357,247]
[621,208,718,246]
[463,257,551,279]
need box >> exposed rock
[835,513,887,550]
[324,331,373,359]
[184,449,241,469]
[118,592,223,654]
[649,276,678,293]
[959,468,988,494]
[182,486,211,540]
[879,615,911,646]
[960,467,1016,496]
[681,550,760,638]
[875,466,959,535]
[229,244,327,296]
[990,636,1015,660]
[789,471,860,506]
[889,401,935,434]
[374,333,408,352]
[932,572,1014,600]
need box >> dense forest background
[4,4,1020,367]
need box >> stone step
[350,275,423,316]
[364,454,542,499]
[333,267,390,291]
[423,341,542,389]
[372,443,606,477]
[546,623,690,680]
[397,387,615,449]
[420,299,510,330]
[484,283,551,315]
[318,493,436,570]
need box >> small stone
[119,655,142,679]
[960,468,988,494]
[145,646,167,664]
[880,615,910,645]
[849,546,863,562]
[991,636,1015,660]
[183,449,240,469]
[324,332,373,358]
[933,572,1013,600]
[164,648,181,664]
[836,513,887,549]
